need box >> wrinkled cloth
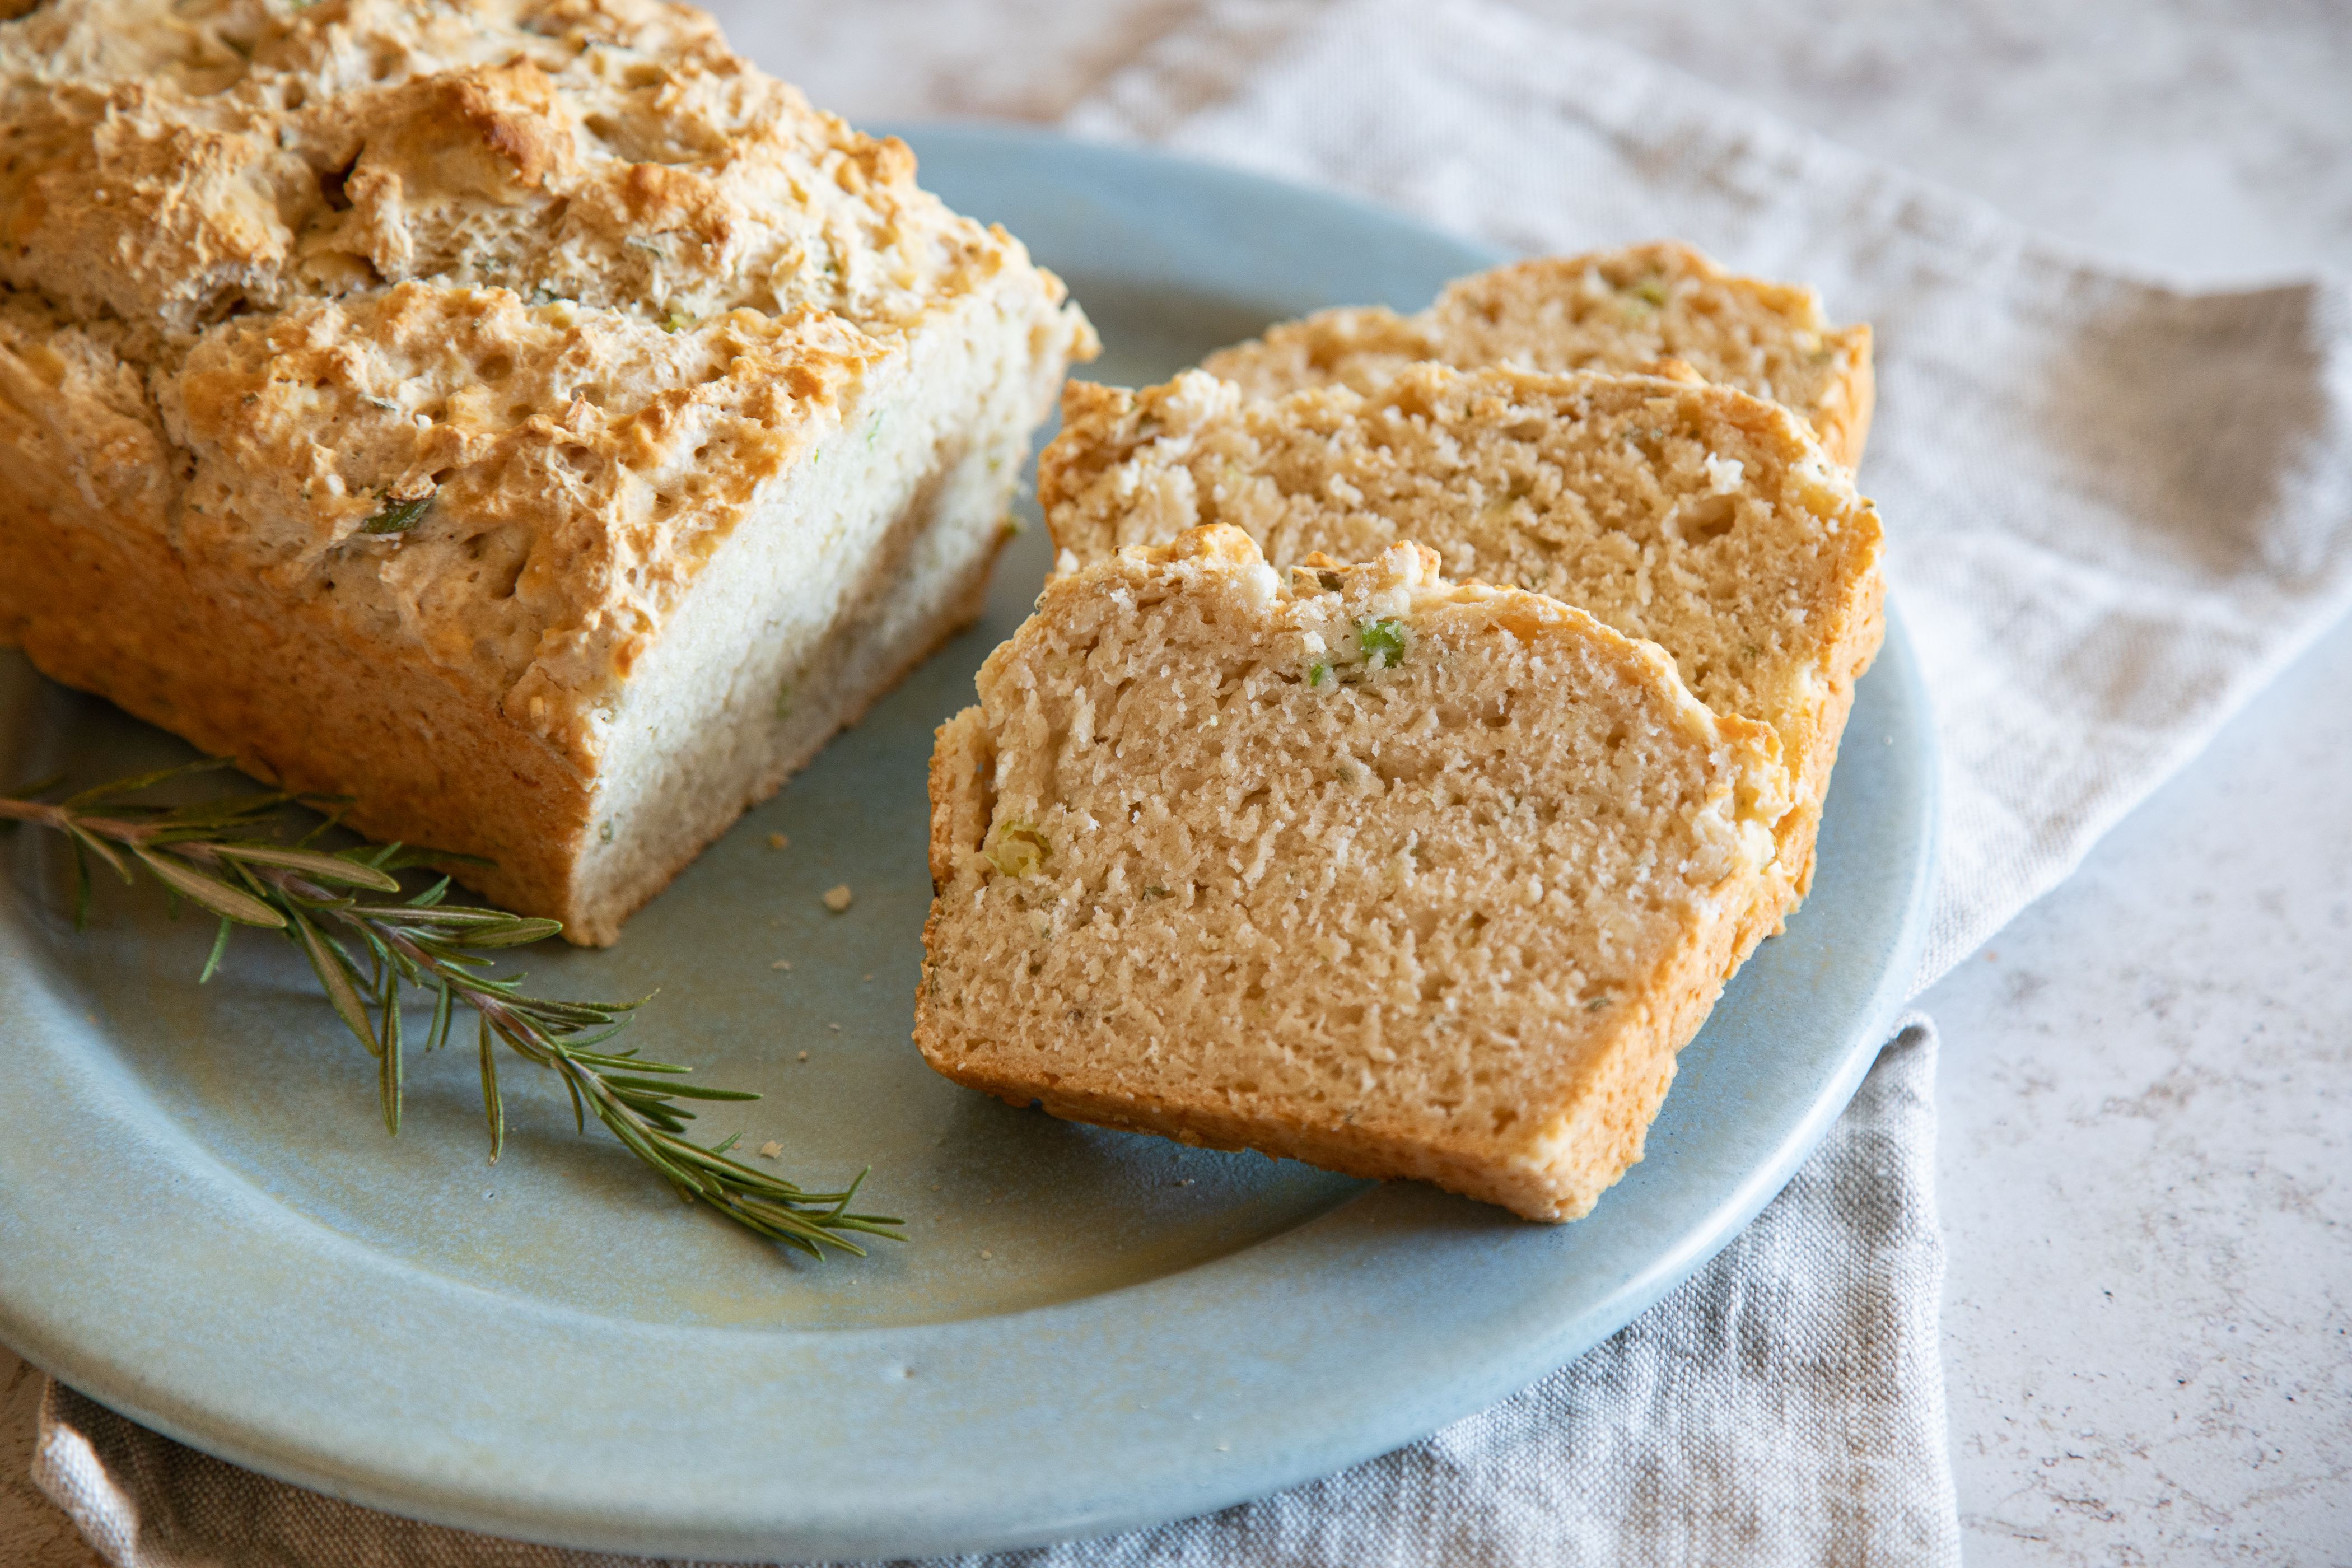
[35,0,2352,1562]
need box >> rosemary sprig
[0,759,901,1260]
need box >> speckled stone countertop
[4,4,2346,1564]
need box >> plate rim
[0,123,1939,1560]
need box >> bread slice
[0,0,1095,944]
[1203,242,1875,469]
[918,525,1793,1220]
[1041,365,1883,913]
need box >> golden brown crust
[11,461,1020,953]
[0,0,1069,762]
[0,0,1015,344]
[0,0,1095,939]
[1779,523,1887,902]
[0,482,596,912]
[1203,241,1877,469]
[1814,323,1877,472]
[152,284,897,769]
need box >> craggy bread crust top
[0,0,1090,769]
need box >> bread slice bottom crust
[923,852,1770,1222]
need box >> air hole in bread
[1679,493,1737,543]
[491,553,526,600]
[316,155,357,212]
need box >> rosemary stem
[2,768,902,1259]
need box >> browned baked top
[0,0,1088,766]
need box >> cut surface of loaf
[1202,242,1875,469]
[919,526,1793,1221]
[1042,365,1884,912]
[0,0,1095,943]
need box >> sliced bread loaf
[1041,365,1884,910]
[0,0,1095,944]
[1202,242,1875,469]
[918,525,1792,1220]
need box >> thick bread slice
[918,526,1793,1221]
[1202,242,1875,469]
[1041,365,1884,911]
[0,0,1096,944]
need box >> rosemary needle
[0,759,901,1261]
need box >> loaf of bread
[1041,365,1883,914]
[0,0,1095,943]
[918,526,1792,1220]
[1203,242,1875,469]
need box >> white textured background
[6,3,2349,1564]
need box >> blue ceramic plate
[0,127,1936,1560]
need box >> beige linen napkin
[31,0,2352,1562]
